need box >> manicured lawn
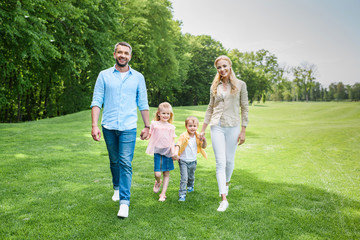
[1,102,359,239]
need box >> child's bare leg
[153,171,162,193]
[154,172,161,183]
[159,171,170,198]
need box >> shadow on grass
[128,166,360,239]
[2,152,359,239]
[253,104,269,107]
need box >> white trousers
[210,124,240,195]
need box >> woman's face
[216,59,231,79]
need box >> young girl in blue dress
[146,102,176,202]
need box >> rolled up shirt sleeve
[136,74,149,111]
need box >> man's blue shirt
[90,65,149,131]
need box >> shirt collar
[112,65,133,74]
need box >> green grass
[1,102,359,239]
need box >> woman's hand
[199,123,208,142]
[238,127,246,145]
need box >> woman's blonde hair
[154,102,174,123]
[211,55,238,95]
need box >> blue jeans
[102,127,137,206]
[178,160,197,197]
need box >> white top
[180,135,197,162]
[120,71,129,80]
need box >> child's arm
[172,144,180,161]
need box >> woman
[199,55,249,212]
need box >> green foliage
[0,0,120,122]
[230,49,280,103]
[1,0,359,122]
[177,34,227,106]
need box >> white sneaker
[117,204,129,218]
[217,200,229,212]
[112,190,119,201]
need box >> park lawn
[0,102,359,239]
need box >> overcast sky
[170,0,360,87]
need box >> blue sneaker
[187,187,194,193]
[178,196,186,202]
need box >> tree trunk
[17,92,21,122]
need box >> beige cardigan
[204,79,249,127]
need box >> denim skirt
[154,153,174,172]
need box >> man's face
[113,45,131,67]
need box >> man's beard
[116,58,129,68]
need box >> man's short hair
[114,42,132,54]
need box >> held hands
[172,145,180,161]
[199,131,206,142]
[172,154,180,161]
[91,126,101,141]
[140,127,150,140]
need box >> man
[90,42,150,218]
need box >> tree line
[1,0,359,122]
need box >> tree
[0,0,123,122]
[292,62,318,102]
[351,83,360,101]
[230,49,280,103]
[335,82,346,101]
[177,34,227,106]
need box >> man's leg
[102,127,120,191]
[118,128,137,206]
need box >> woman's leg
[224,126,240,184]
[211,125,227,197]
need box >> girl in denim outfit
[146,102,177,202]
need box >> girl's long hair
[153,102,174,123]
[211,55,238,96]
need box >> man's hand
[91,126,101,141]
